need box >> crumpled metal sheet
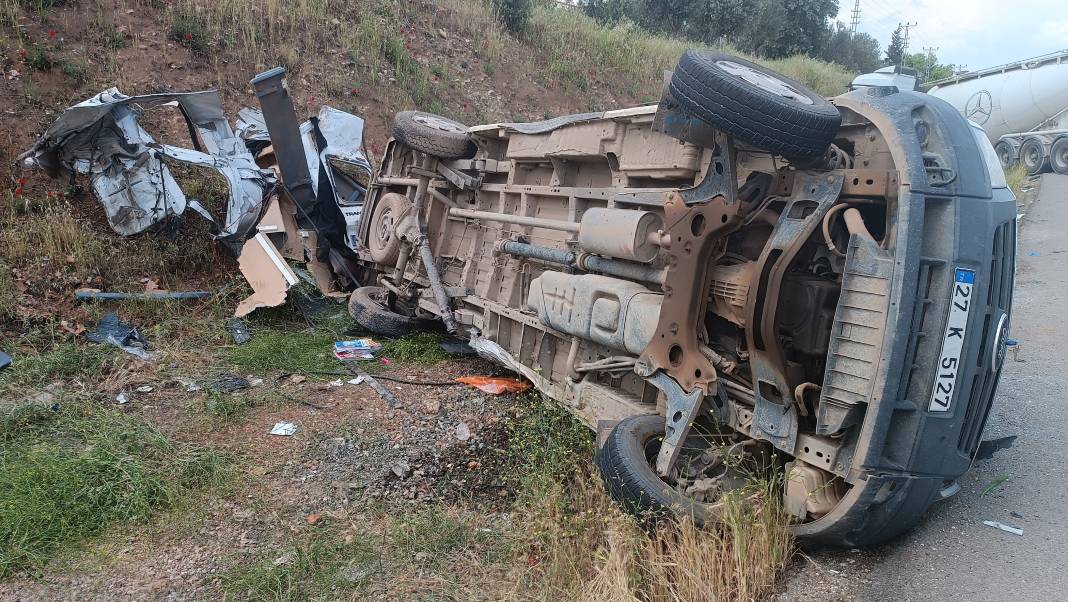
[236,105,371,201]
[19,88,276,243]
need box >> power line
[899,21,918,65]
[849,0,861,35]
[922,46,939,79]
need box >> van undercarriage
[343,52,1015,546]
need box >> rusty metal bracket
[744,171,844,453]
[634,134,740,394]
[647,371,705,477]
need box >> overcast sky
[836,0,1068,70]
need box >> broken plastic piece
[455,376,532,395]
[226,317,252,345]
[270,422,298,436]
[0,351,10,371]
[235,233,299,317]
[211,373,251,393]
[85,313,154,361]
[983,520,1023,535]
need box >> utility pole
[923,46,939,79]
[901,21,918,59]
[849,0,861,35]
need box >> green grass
[24,42,54,70]
[522,4,853,98]
[0,342,117,394]
[225,323,339,375]
[0,401,230,576]
[222,531,383,601]
[222,506,512,600]
[202,388,259,420]
[170,11,212,56]
[226,317,447,375]
[377,332,447,364]
[1005,163,1028,198]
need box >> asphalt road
[777,174,1068,602]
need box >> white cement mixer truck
[926,50,1068,175]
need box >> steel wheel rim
[413,113,464,133]
[715,60,814,105]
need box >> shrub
[490,0,534,33]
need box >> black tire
[348,286,431,338]
[367,193,412,265]
[1020,138,1050,176]
[994,140,1017,169]
[1051,136,1068,175]
[391,111,476,159]
[668,50,841,159]
[597,414,722,526]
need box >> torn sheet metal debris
[86,312,155,361]
[18,89,276,245]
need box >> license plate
[929,268,976,412]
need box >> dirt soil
[0,352,528,600]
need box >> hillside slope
[0,0,852,317]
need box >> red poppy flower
[48,30,57,39]
[14,188,23,197]
[183,32,193,41]
[17,177,26,186]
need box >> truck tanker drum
[928,50,1068,174]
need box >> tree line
[578,0,956,80]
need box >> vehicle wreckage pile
[19,51,1018,548]
[18,70,372,317]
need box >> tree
[885,25,905,66]
[821,21,881,73]
[580,0,638,24]
[580,0,842,61]
[905,51,956,83]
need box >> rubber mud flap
[668,50,841,159]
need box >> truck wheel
[668,50,841,159]
[994,140,1017,169]
[348,286,431,337]
[1020,138,1050,175]
[1051,137,1068,175]
[597,414,728,526]
[391,111,476,160]
[367,193,412,265]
